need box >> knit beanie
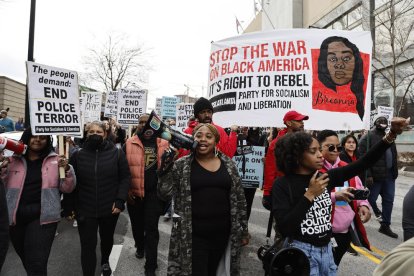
[194,97,213,116]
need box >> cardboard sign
[155,98,162,117]
[117,88,147,125]
[232,146,265,189]
[104,90,118,118]
[26,61,82,135]
[81,92,102,123]
[208,29,373,130]
[176,103,194,132]
[161,96,180,119]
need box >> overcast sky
[0,0,257,108]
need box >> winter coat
[158,152,248,276]
[125,135,169,198]
[2,152,76,225]
[321,158,370,250]
[263,128,288,196]
[358,128,398,181]
[0,179,8,271]
[68,140,130,218]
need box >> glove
[365,177,374,188]
[158,147,176,176]
[262,195,272,211]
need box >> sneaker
[347,246,359,256]
[101,263,112,276]
[163,212,171,221]
[145,269,156,276]
[73,220,78,227]
[135,248,144,259]
[379,224,398,239]
[374,210,382,221]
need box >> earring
[214,146,218,157]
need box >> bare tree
[372,0,414,115]
[82,33,151,91]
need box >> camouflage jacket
[158,152,248,276]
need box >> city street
[1,174,413,276]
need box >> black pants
[332,231,352,266]
[127,191,164,270]
[192,236,226,276]
[244,188,256,221]
[9,219,57,276]
[77,214,119,276]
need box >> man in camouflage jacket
[158,152,248,276]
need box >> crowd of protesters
[0,96,411,276]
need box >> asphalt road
[1,174,413,275]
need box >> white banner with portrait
[208,29,372,130]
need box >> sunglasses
[325,144,343,152]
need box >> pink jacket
[2,152,76,225]
[323,157,370,233]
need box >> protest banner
[104,90,118,118]
[161,96,180,119]
[81,92,102,123]
[155,98,162,116]
[208,29,373,130]
[176,103,194,132]
[117,88,147,125]
[377,105,394,130]
[232,146,265,189]
[26,61,82,135]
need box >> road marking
[109,244,123,272]
[351,244,381,264]
[370,245,387,257]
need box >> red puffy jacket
[263,128,288,196]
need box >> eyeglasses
[325,144,343,152]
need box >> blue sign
[161,96,180,118]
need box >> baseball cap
[283,110,309,123]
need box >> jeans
[127,191,164,270]
[290,240,337,276]
[9,219,57,276]
[368,169,395,226]
[77,215,119,276]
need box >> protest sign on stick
[208,29,373,130]
[176,103,194,133]
[232,146,265,189]
[104,90,118,118]
[26,62,82,136]
[161,96,180,119]
[81,92,102,123]
[117,88,147,125]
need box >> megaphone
[258,244,310,276]
[141,111,197,150]
[0,136,27,155]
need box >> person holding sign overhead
[178,97,238,158]
[1,128,76,275]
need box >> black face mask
[87,134,104,149]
